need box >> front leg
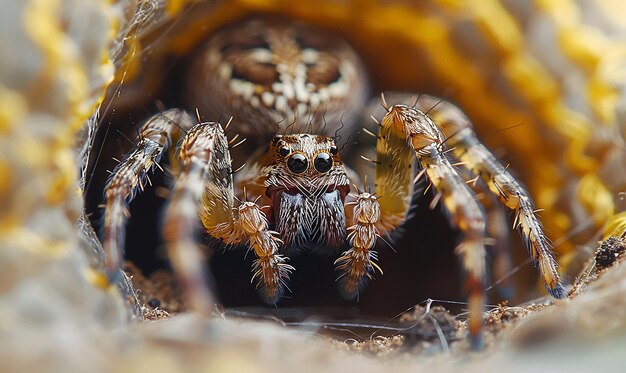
[165,121,293,312]
[163,122,222,315]
[375,103,488,348]
[237,200,294,303]
[194,135,293,304]
[335,192,383,299]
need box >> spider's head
[264,134,350,197]
[263,134,350,252]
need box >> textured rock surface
[1,1,626,371]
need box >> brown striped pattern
[238,201,294,303]
[377,104,491,348]
[163,122,227,315]
[421,97,566,299]
[335,192,381,299]
[103,109,194,283]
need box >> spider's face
[263,134,350,252]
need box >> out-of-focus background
[1,0,625,371]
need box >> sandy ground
[121,234,626,361]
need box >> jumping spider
[102,19,565,347]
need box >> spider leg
[420,97,566,299]
[377,103,488,349]
[335,192,382,299]
[103,109,194,284]
[237,200,294,303]
[452,154,515,298]
[197,142,294,304]
[481,191,515,298]
[162,121,223,315]
[370,93,517,296]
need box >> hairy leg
[377,103,488,348]
[197,140,293,303]
[163,121,224,315]
[103,109,194,283]
[417,96,566,298]
[365,93,515,297]
[335,191,383,299]
[165,120,293,312]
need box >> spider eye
[314,152,333,173]
[278,146,291,157]
[330,145,338,155]
[287,153,308,173]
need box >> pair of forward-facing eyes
[277,144,338,174]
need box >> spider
[101,19,566,348]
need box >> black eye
[279,146,290,157]
[330,145,338,155]
[314,152,333,173]
[287,153,308,173]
